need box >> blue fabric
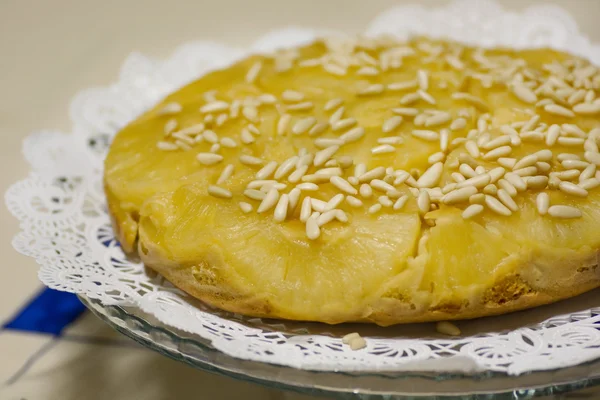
[3,288,86,336]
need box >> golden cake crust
[138,235,600,325]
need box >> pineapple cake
[104,37,600,325]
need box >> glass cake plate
[81,295,600,399]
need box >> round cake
[104,36,600,325]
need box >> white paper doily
[6,0,600,375]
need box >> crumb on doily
[342,332,367,350]
[436,321,461,336]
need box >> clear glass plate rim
[79,295,600,399]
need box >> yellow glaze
[105,37,600,325]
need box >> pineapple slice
[138,184,420,323]
[105,37,600,324]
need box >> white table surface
[1,1,600,398]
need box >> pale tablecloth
[1,0,600,398]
